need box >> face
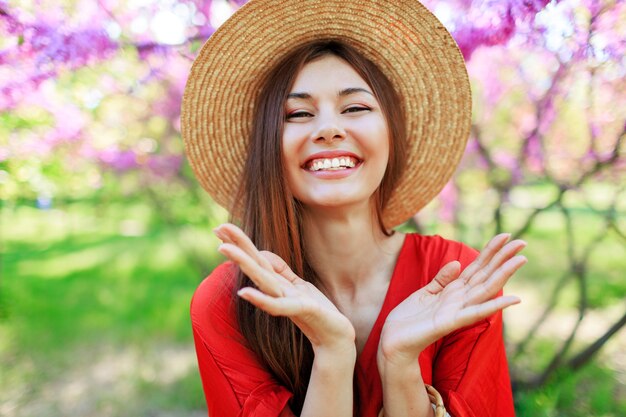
[282,55,390,215]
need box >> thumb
[259,250,300,283]
[423,261,461,294]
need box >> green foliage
[1,201,221,415]
[516,365,626,417]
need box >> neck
[300,202,405,298]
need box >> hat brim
[181,0,471,228]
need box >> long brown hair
[234,40,407,413]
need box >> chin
[296,193,374,212]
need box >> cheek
[361,120,390,161]
[281,132,302,188]
[370,128,391,180]
[281,125,304,156]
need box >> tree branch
[567,307,626,371]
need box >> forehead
[290,55,369,92]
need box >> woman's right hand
[214,223,356,354]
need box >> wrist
[301,314,356,354]
[377,326,429,368]
[313,341,357,369]
[377,340,426,375]
[378,356,423,385]
[311,326,356,356]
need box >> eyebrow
[287,87,373,100]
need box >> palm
[214,223,355,348]
[379,234,526,362]
[383,277,474,354]
[271,269,354,344]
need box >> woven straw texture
[181,0,471,228]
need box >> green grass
[1,199,624,416]
[1,201,224,416]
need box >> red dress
[190,234,516,417]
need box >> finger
[466,239,527,286]
[464,255,527,305]
[259,251,301,283]
[237,287,307,317]
[218,243,283,297]
[213,225,231,242]
[214,223,275,271]
[456,295,521,328]
[423,261,460,294]
[458,233,511,284]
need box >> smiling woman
[281,53,395,221]
[181,1,525,416]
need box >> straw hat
[181,0,471,228]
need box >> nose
[311,113,346,143]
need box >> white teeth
[307,156,358,171]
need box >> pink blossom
[148,155,183,177]
[0,5,117,111]
[436,0,553,60]
[98,148,139,172]
[454,8,516,59]
[438,181,458,223]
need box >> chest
[337,286,390,356]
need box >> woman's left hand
[377,234,526,368]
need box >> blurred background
[1,0,625,416]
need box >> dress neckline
[356,233,412,369]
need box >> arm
[433,308,515,417]
[378,360,434,417]
[300,343,356,417]
[191,262,356,417]
[377,234,525,417]
[215,223,356,417]
[191,264,294,416]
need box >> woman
[182,1,525,416]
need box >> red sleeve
[432,242,516,417]
[190,262,295,417]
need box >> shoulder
[191,261,237,311]
[190,261,240,339]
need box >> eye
[286,111,313,120]
[343,106,370,114]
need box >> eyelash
[286,111,311,119]
[286,106,370,119]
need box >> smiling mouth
[305,156,360,171]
